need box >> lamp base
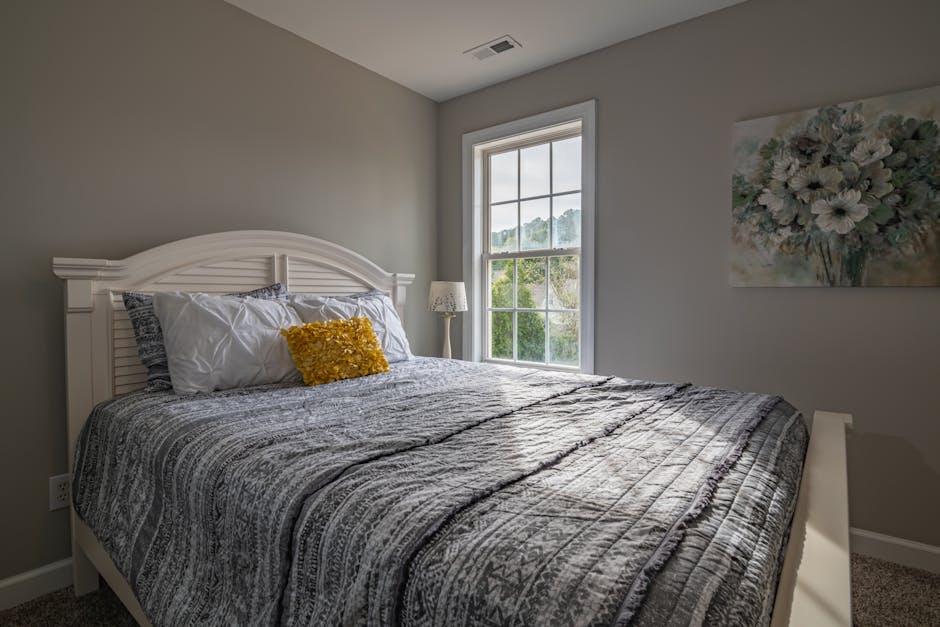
[440,313,456,359]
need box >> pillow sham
[123,283,287,390]
[152,292,302,395]
[280,317,389,386]
[288,291,413,362]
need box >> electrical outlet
[49,473,71,511]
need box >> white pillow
[288,291,413,362]
[152,292,302,394]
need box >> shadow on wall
[847,430,940,545]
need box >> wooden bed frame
[52,230,852,626]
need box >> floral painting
[731,85,940,286]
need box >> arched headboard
[52,230,414,459]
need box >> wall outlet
[49,473,71,511]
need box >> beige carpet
[0,584,135,627]
[851,554,940,626]
[1,554,938,626]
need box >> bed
[53,230,853,626]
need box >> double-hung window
[463,101,595,372]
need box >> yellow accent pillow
[280,317,390,386]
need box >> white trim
[75,518,152,625]
[52,230,415,320]
[461,100,596,372]
[851,527,940,574]
[0,558,72,611]
[484,357,580,373]
[771,410,853,627]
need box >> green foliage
[759,138,782,161]
[553,208,581,247]
[869,204,895,225]
[491,208,581,252]
[517,312,545,362]
[732,174,759,209]
[490,311,512,359]
[489,208,581,364]
[490,262,545,361]
[490,230,516,252]
[489,255,579,365]
[522,217,549,248]
[549,313,579,365]
[549,256,578,309]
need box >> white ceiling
[224,0,747,102]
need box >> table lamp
[428,281,467,359]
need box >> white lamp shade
[428,281,467,313]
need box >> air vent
[464,35,521,61]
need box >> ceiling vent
[464,35,522,61]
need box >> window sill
[482,358,582,374]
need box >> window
[462,102,595,372]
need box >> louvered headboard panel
[111,307,149,395]
[288,258,376,296]
[105,252,382,395]
[148,256,274,292]
[54,231,414,443]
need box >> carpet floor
[852,554,940,626]
[1,554,938,626]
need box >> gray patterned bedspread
[73,358,807,626]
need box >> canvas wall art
[731,84,940,286]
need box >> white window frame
[462,100,596,373]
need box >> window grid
[483,130,581,368]
[490,190,580,206]
[486,257,580,365]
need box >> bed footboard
[73,517,152,626]
[771,410,853,627]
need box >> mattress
[72,358,807,626]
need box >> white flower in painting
[851,136,893,166]
[758,188,785,213]
[811,190,869,235]
[769,226,794,246]
[835,108,865,134]
[862,163,894,201]
[789,164,843,202]
[771,155,801,182]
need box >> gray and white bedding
[72,358,807,626]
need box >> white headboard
[52,230,414,466]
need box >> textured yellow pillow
[280,317,390,386]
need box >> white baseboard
[0,558,73,611]
[851,527,940,574]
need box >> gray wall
[438,0,940,545]
[0,0,436,579]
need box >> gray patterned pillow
[123,283,288,391]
